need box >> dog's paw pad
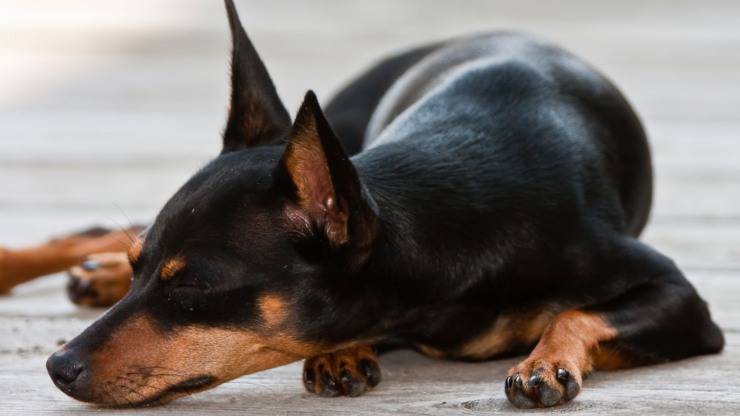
[303,346,380,397]
[66,252,132,307]
[505,359,581,408]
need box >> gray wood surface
[1,0,739,414]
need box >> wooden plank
[1,325,738,415]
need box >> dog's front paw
[66,252,132,307]
[505,357,581,408]
[303,345,381,397]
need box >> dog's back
[328,32,652,238]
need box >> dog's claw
[358,358,381,387]
[303,367,315,391]
[528,373,542,388]
[556,367,580,400]
[513,374,523,389]
[319,370,340,397]
[81,260,100,271]
[556,368,570,382]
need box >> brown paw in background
[0,248,12,295]
[66,252,133,307]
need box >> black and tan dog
[2,0,726,409]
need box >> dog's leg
[505,238,724,408]
[0,226,142,295]
[302,345,381,397]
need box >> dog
[1,0,724,409]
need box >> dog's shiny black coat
[49,0,723,405]
[319,33,722,361]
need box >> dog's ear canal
[222,0,291,153]
[275,91,378,263]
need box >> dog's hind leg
[504,237,724,408]
[0,225,143,295]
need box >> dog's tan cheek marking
[258,294,287,327]
[458,307,558,360]
[160,257,185,280]
[86,314,324,406]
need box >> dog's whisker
[112,204,137,242]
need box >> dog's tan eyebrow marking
[127,238,144,264]
[160,257,186,280]
[258,294,287,326]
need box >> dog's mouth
[112,375,217,408]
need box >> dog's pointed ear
[222,0,291,153]
[275,91,377,262]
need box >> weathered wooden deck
[1,0,739,414]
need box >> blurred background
[1,0,739,413]
[1,0,738,252]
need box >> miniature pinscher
[30,0,729,408]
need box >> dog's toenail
[528,374,542,388]
[556,368,570,383]
[81,260,99,271]
[505,376,513,390]
[339,369,352,384]
[358,359,381,387]
[303,368,315,387]
[513,374,523,388]
[322,372,337,388]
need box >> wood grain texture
[1,0,739,414]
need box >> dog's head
[46,0,379,406]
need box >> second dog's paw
[303,345,381,397]
[505,357,581,408]
[0,248,11,295]
[66,252,132,307]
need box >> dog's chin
[95,375,218,408]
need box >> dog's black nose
[46,350,85,389]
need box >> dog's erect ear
[222,0,291,153]
[276,91,377,261]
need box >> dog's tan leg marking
[505,310,624,408]
[303,345,381,397]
